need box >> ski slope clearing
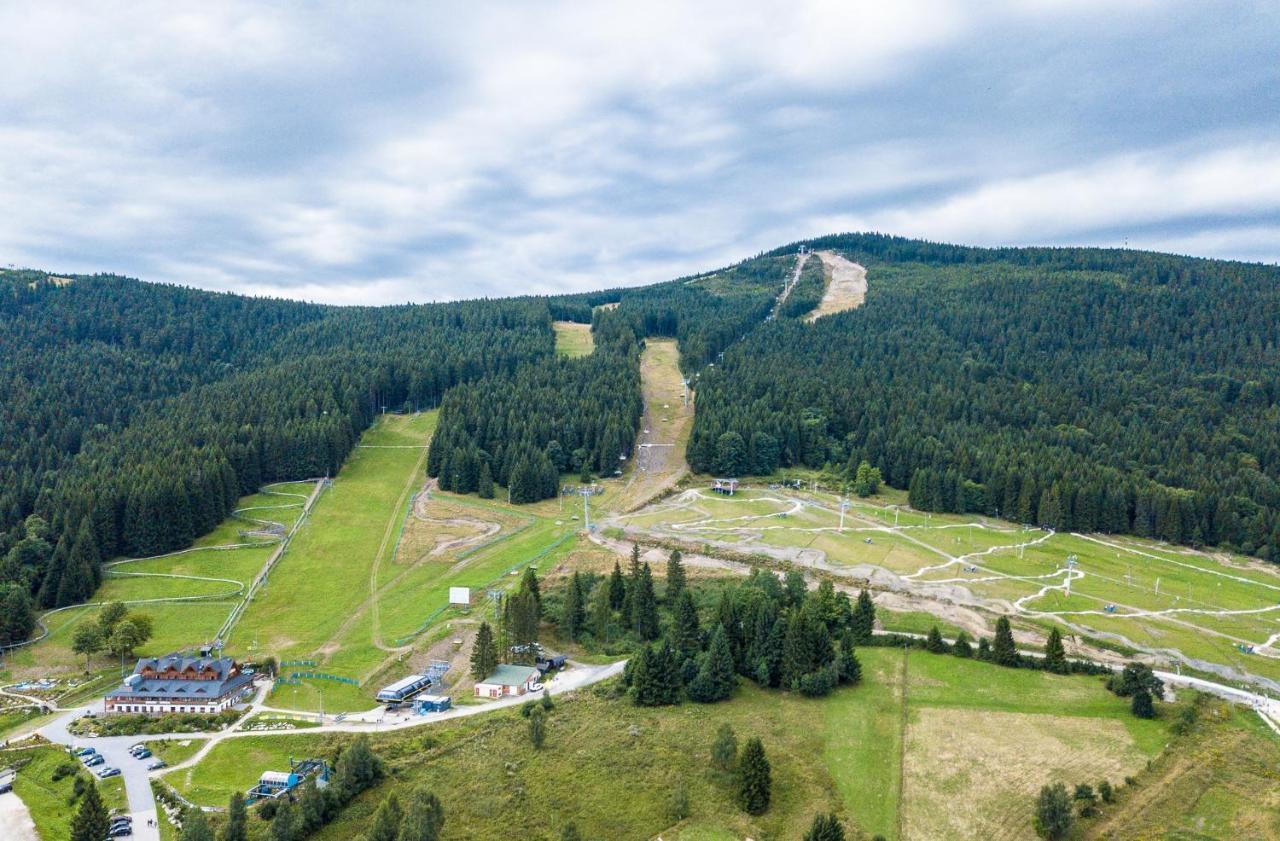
[806,250,867,320]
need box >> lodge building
[104,653,254,715]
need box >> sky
[2,1,1278,304]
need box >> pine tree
[804,813,846,841]
[631,563,660,641]
[1131,688,1155,719]
[562,572,586,641]
[666,549,686,601]
[851,588,875,644]
[608,559,626,609]
[1033,782,1073,840]
[736,737,772,815]
[477,462,495,499]
[977,637,991,660]
[58,519,100,607]
[953,630,973,658]
[398,786,445,841]
[69,782,109,841]
[1043,627,1068,674]
[470,621,498,680]
[992,616,1019,667]
[688,624,737,702]
[926,625,948,654]
[366,794,402,841]
[180,809,216,841]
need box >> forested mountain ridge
[0,270,559,638]
[691,234,1280,563]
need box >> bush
[797,664,838,698]
[667,783,690,822]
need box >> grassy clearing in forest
[552,320,594,357]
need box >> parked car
[146,759,166,771]
[108,824,133,837]
[133,749,152,760]
[110,814,132,824]
[128,743,145,753]
[83,754,105,767]
[97,766,121,778]
[530,682,545,692]
[74,746,95,757]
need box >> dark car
[83,754,105,767]
[108,824,133,837]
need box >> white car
[529,682,545,693]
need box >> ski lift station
[376,673,433,705]
[246,758,329,803]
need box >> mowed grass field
[5,483,316,682]
[619,487,1280,686]
[167,649,1169,840]
[552,320,594,357]
[239,412,580,713]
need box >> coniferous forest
[5,231,1280,645]
[689,234,1280,562]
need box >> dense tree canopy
[690,235,1280,562]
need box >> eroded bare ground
[807,250,867,321]
[614,339,694,512]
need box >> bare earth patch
[902,708,1148,840]
[807,251,867,321]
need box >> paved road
[41,698,161,841]
[31,657,627,831]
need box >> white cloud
[0,2,1276,302]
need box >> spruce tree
[528,706,547,748]
[837,633,862,684]
[1131,688,1155,719]
[631,563,660,641]
[1044,627,1068,674]
[977,637,991,660]
[953,630,973,658]
[69,782,110,841]
[688,624,736,702]
[926,625,948,654]
[804,813,846,841]
[477,462,495,499]
[672,589,702,658]
[589,579,614,641]
[562,572,585,641]
[736,737,772,815]
[608,560,626,610]
[1033,782,1073,840]
[621,543,641,617]
[398,787,445,841]
[992,616,1019,667]
[851,588,875,644]
[666,549,686,601]
[221,791,248,841]
[711,723,737,772]
[470,621,498,680]
[521,566,542,616]
[180,809,216,841]
[366,794,402,841]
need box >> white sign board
[449,587,472,606]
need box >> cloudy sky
[2,2,1278,304]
